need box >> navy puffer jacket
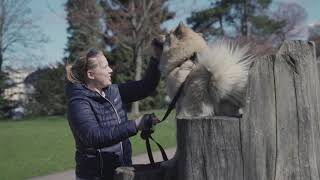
[66,58,160,179]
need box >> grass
[0,109,176,180]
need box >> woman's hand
[135,113,160,131]
[151,35,165,59]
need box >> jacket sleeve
[68,98,138,148]
[118,57,161,103]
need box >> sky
[4,0,320,68]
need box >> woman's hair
[66,48,104,84]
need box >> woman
[65,46,161,179]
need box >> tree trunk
[317,61,320,81]
[131,47,142,115]
[241,0,249,36]
[0,49,3,72]
[219,16,224,35]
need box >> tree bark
[0,51,3,72]
[131,47,142,115]
[241,0,249,36]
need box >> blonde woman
[65,45,162,180]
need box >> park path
[27,148,176,180]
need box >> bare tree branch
[271,2,307,43]
[0,0,47,71]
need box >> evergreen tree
[187,0,284,40]
[187,1,231,37]
[26,64,67,115]
[65,0,104,63]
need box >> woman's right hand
[135,113,160,131]
[151,35,165,59]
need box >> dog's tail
[197,40,254,106]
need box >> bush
[26,63,67,115]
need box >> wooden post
[176,116,243,180]
[242,40,320,180]
[115,40,320,180]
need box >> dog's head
[157,23,208,74]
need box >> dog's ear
[174,22,186,38]
[178,21,185,27]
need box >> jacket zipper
[99,94,124,165]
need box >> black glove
[135,113,159,131]
[138,113,159,139]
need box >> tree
[100,0,174,115]
[186,1,231,37]
[25,63,67,115]
[186,0,284,40]
[65,0,105,63]
[0,0,47,71]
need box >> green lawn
[0,109,176,180]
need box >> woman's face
[87,54,113,89]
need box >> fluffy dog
[157,23,254,117]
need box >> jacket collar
[65,81,109,100]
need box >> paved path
[28,148,176,180]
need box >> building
[2,67,35,119]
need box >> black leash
[140,79,188,164]
[159,78,187,123]
[141,54,197,164]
